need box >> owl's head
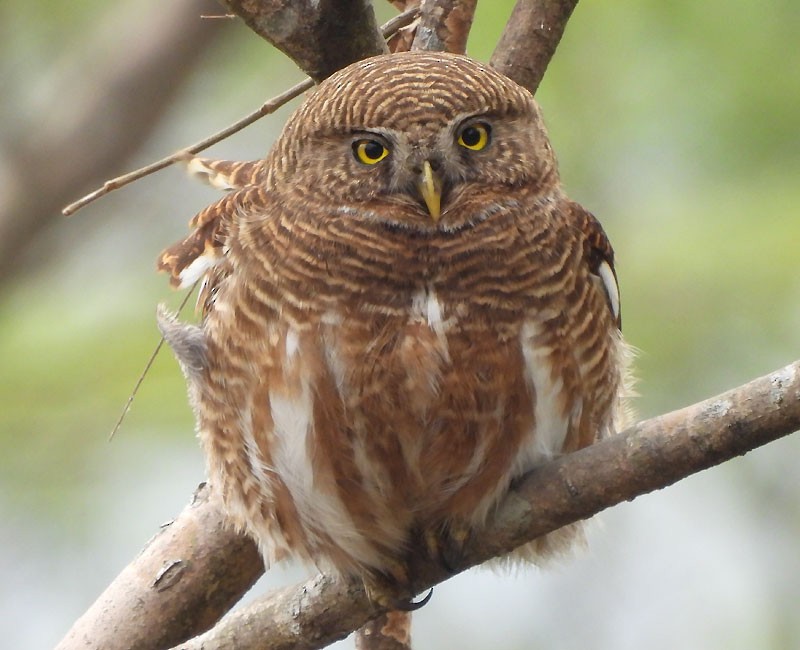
[270,51,559,231]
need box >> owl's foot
[363,563,433,612]
[423,523,470,575]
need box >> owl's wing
[157,163,266,313]
[571,201,621,329]
[185,157,267,191]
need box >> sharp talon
[397,587,433,612]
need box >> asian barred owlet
[158,52,630,601]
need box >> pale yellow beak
[418,160,442,221]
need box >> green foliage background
[0,2,798,649]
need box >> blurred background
[1,1,798,648]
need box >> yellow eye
[353,139,389,165]
[457,123,491,151]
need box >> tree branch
[57,360,800,650]
[410,0,477,54]
[218,0,388,82]
[175,360,800,650]
[171,359,800,649]
[490,0,579,94]
[55,484,264,650]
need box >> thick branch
[59,360,800,650]
[490,0,579,94]
[55,484,264,650]
[218,0,388,81]
[176,360,800,649]
[410,0,477,54]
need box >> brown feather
[159,52,632,590]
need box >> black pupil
[462,126,482,146]
[364,141,384,159]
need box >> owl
[158,51,630,605]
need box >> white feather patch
[186,157,236,191]
[285,329,300,360]
[597,260,620,320]
[516,320,576,474]
[177,253,220,289]
[411,287,452,360]
[270,360,381,568]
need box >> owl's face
[270,52,558,231]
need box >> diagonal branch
[174,359,800,649]
[57,360,800,650]
[490,0,580,94]
[55,484,263,650]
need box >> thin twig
[61,7,419,217]
[61,81,312,216]
[108,283,198,441]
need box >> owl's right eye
[353,139,390,165]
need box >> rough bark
[410,0,477,54]
[56,361,800,650]
[55,484,264,650]
[490,0,580,94]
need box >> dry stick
[61,80,312,216]
[61,7,420,217]
[173,359,800,650]
[490,0,580,95]
[108,283,197,441]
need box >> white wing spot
[597,260,620,320]
[177,253,220,289]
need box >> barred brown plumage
[158,51,631,617]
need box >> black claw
[439,547,459,575]
[395,587,434,612]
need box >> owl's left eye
[353,139,390,165]
[457,122,491,151]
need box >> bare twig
[411,0,477,54]
[61,7,420,217]
[57,360,800,650]
[61,80,313,216]
[108,283,197,441]
[490,0,580,94]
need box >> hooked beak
[418,160,442,221]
